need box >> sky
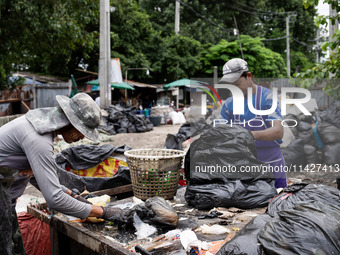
[317,1,329,16]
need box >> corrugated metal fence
[256,78,337,109]
[36,82,70,108]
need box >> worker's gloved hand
[75,195,92,205]
[101,206,125,222]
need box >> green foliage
[110,0,202,83]
[153,34,202,82]
[201,35,287,78]
[296,0,340,100]
[259,0,318,73]
[0,0,321,88]
[0,0,99,87]
[138,0,264,45]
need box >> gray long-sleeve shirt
[0,116,91,219]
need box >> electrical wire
[175,0,315,48]
[261,35,313,48]
[261,36,287,41]
[176,0,235,33]
[230,0,297,16]
[228,4,296,20]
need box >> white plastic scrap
[197,224,230,235]
[180,230,210,252]
[133,213,157,239]
[164,229,181,239]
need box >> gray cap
[220,58,249,83]
[56,93,101,141]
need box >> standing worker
[219,58,287,188]
[0,93,123,255]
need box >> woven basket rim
[124,148,185,160]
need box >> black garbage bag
[124,197,178,228]
[297,121,312,132]
[145,117,153,131]
[164,123,192,150]
[298,114,314,123]
[116,127,128,133]
[185,178,277,210]
[55,144,131,192]
[118,117,130,129]
[164,134,186,150]
[297,130,313,144]
[127,123,137,133]
[98,122,117,135]
[319,101,340,129]
[317,121,340,144]
[164,134,177,149]
[303,144,320,164]
[259,200,340,254]
[108,105,126,122]
[189,125,272,184]
[289,126,298,137]
[217,214,273,255]
[281,139,305,167]
[178,123,191,139]
[266,183,340,217]
[131,114,148,133]
[323,143,340,165]
[185,125,276,210]
[190,118,212,137]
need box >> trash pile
[150,105,173,124]
[98,105,153,135]
[55,144,131,192]
[217,183,340,254]
[164,118,211,150]
[185,125,277,210]
[282,101,340,166]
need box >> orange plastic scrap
[65,158,128,177]
[198,241,224,255]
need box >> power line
[176,0,234,33]
[261,36,287,41]
[230,0,297,16]
[228,5,296,20]
[290,36,312,48]
[175,1,314,49]
[261,35,313,48]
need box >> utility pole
[99,0,111,108]
[233,15,244,60]
[329,5,339,56]
[175,0,180,34]
[316,28,320,63]
[286,16,290,77]
[213,66,218,107]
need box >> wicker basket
[124,149,186,200]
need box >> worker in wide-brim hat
[0,93,123,255]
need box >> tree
[138,0,264,45]
[200,35,287,78]
[110,0,202,84]
[139,0,317,75]
[0,0,99,89]
[294,0,340,100]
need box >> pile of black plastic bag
[217,183,340,254]
[282,101,340,166]
[98,105,153,135]
[184,125,277,210]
